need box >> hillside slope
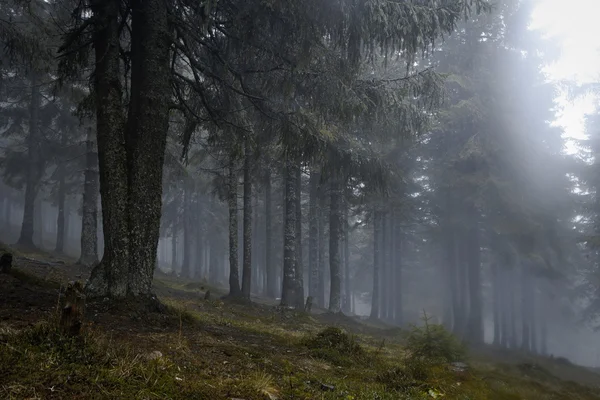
[1,244,599,399]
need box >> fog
[2,0,600,369]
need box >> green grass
[1,249,600,399]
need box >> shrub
[301,326,364,365]
[405,312,466,364]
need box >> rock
[449,361,468,372]
[320,383,335,391]
[146,350,163,360]
[0,253,13,273]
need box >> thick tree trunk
[328,177,342,313]
[79,127,99,267]
[19,73,42,248]
[370,210,382,319]
[281,161,297,307]
[86,0,170,298]
[241,138,252,298]
[264,170,276,298]
[294,165,304,308]
[86,0,130,298]
[228,166,241,296]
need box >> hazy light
[531,0,600,152]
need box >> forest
[2,0,600,398]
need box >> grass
[1,246,600,398]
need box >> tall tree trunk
[182,181,192,278]
[509,267,518,349]
[380,213,388,320]
[467,220,483,344]
[19,73,42,248]
[317,183,327,308]
[393,211,402,325]
[520,259,531,352]
[328,177,342,312]
[455,234,469,339]
[228,166,242,296]
[265,170,276,298]
[294,165,304,308]
[492,261,501,346]
[241,137,253,298]
[281,161,297,307]
[343,198,351,313]
[370,210,382,320]
[499,266,510,348]
[55,170,67,254]
[86,0,170,298]
[79,127,99,266]
[86,0,129,297]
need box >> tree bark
[317,182,327,308]
[520,259,531,352]
[182,181,193,278]
[264,170,276,298]
[370,210,382,320]
[86,0,171,298]
[79,127,99,267]
[492,261,500,346]
[343,197,351,313]
[308,170,320,303]
[55,168,67,254]
[18,72,42,248]
[227,166,241,296]
[241,137,253,298]
[294,164,304,308]
[328,177,342,313]
[467,219,483,344]
[281,161,297,307]
[393,211,402,325]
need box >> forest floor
[1,243,600,399]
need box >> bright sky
[530,0,600,151]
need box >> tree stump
[0,253,12,273]
[304,296,313,313]
[204,290,211,300]
[59,281,86,336]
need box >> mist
[2,0,600,373]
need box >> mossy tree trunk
[86,0,171,298]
